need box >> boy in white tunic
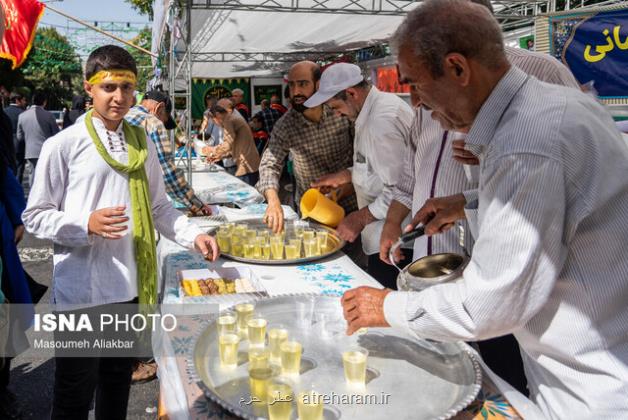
[22,45,219,420]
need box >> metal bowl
[397,253,469,292]
[213,220,345,265]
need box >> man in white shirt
[22,45,219,420]
[306,63,414,289]
[378,0,582,393]
[341,1,628,418]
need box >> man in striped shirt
[343,1,628,418]
[379,0,581,394]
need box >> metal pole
[45,4,157,57]
[186,0,193,185]
[169,3,177,159]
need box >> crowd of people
[1,0,627,418]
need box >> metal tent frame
[162,0,622,183]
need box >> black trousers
[367,249,413,290]
[0,358,9,390]
[476,335,529,396]
[51,356,134,420]
[51,299,139,420]
[237,171,259,187]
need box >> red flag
[0,0,45,69]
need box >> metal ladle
[389,225,426,272]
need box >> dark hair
[10,91,25,102]
[32,92,47,106]
[312,65,322,82]
[332,79,370,101]
[85,45,137,81]
[210,104,228,115]
[469,0,493,14]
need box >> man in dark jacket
[3,91,27,182]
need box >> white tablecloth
[153,238,540,420]
[183,171,264,208]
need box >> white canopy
[188,10,406,77]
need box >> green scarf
[85,110,157,306]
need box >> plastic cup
[342,346,369,388]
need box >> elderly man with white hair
[231,88,250,121]
[341,0,628,418]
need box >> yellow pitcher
[300,188,345,227]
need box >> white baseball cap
[304,63,364,108]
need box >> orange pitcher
[300,188,345,227]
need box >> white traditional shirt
[384,67,628,419]
[22,116,205,307]
[351,87,414,255]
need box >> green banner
[519,35,535,50]
[191,78,251,120]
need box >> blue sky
[39,0,151,57]
[41,0,149,26]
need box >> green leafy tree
[127,27,153,93]
[125,0,153,18]
[20,28,82,110]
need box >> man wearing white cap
[308,63,414,289]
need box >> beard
[291,95,309,113]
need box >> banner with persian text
[556,8,628,99]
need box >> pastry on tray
[181,277,256,297]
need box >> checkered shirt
[257,106,357,211]
[126,106,204,212]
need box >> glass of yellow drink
[216,230,231,253]
[316,231,329,252]
[249,364,276,404]
[303,238,320,257]
[253,237,266,258]
[342,346,369,388]
[289,239,302,257]
[235,223,248,236]
[246,229,257,241]
[302,229,315,242]
[261,243,272,260]
[247,317,267,348]
[268,327,289,364]
[270,236,284,260]
[218,333,240,369]
[235,303,255,338]
[244,243,256,258]
[248,347,271,370]
[217,312,236,336]
[280,340,302,376]
[258,229,271,242]
[284,244,299,260]
[267,378,294,420]
[297,387,324,420]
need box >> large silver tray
[191,295,482,420]
[213,220,346,265]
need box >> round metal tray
[191,295,482,420]
[213,220,346,265]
